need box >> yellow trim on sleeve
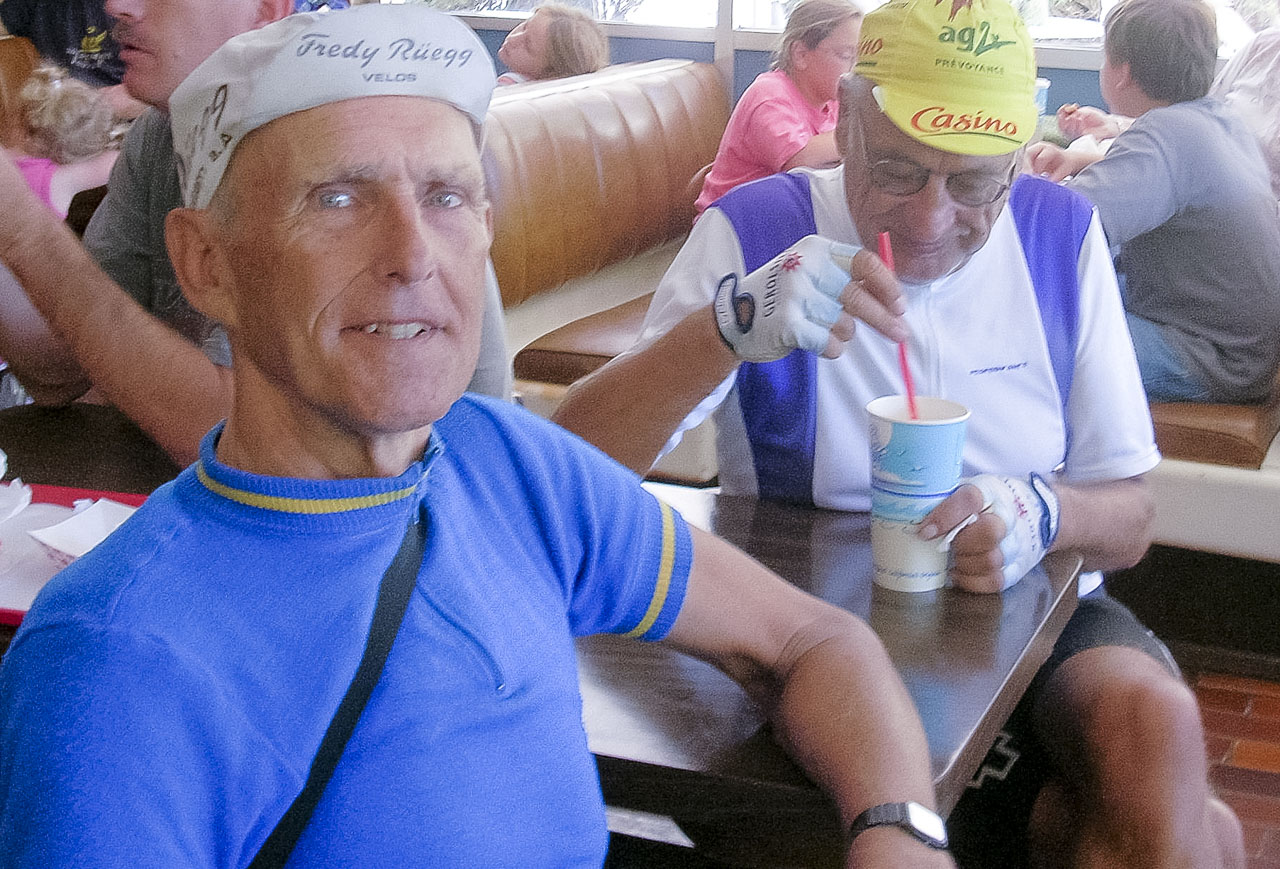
[196,463,417,514]
[623,501,677,638]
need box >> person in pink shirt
[6,63,118,219]
[694,0,861,215]
[0,62,117,401]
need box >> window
[406,0,1272,57]
[409,0,717,26]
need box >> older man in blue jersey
[553,0,1244,865]
[0,7,955,868]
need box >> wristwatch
[847,801,948,850]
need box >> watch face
[906,802,948,845]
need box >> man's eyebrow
[301,163,487,192]
[306,165,381,187]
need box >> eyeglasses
[856,133,1017,208]
[821,45,858,65]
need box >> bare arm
[0,154,231,464]
[1027,140,1106,182]
[553,308,739,474]
[666,528,955,868]
[58,150,119,197]
[783,130,841,171]
[1056,104,1133,141]
[1052,474,1153,571]
[48,150,118,217]
[554,241,906,473]
[0,262,91,405]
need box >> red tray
[0,485,149,626]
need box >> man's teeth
[361,323,428,339]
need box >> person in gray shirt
[1030,0,1280,404]
[0,0,510,464]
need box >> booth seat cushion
[1150,383,1280,469]
[483,60,730,309]
[1150,366,1280,468]
[514,293,653,385]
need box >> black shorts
[946,591,1179,868]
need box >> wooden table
[0,404,180,493]
[580,483,1080,867]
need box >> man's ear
[165,207,240,330]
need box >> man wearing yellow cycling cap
[555,0,1245,865]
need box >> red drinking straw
[877,231,919,420]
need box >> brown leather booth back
[483,60,730,308]
[0,37,38,150]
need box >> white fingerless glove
[965,473,1061,590]
[713,234,858,363]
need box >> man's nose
[375,194,435,285]
[903,173,959,238]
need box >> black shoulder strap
[248,510,427,869]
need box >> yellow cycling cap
[854,0,1038,155]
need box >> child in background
[693,0,861,215]
[1047,26,1280,200]
[0,63,117,406]
[496,5,608,85]
[7,64,118,220]
[1029,0,1280,404]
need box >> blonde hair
[774,0,861,74]
[538,5,609,79]
[19,64,116,164]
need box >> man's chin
[351,380,472,435]
[120,70,165,112]
[353,403,452,438]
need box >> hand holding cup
[920,473,1061,594]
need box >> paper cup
[1034,77,1051,116]
[868,396,969,592]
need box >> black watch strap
[848,801,949,850]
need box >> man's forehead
[222,96,484,199]
[255,95,482,159]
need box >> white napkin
[0,478,32,526]
[28,499,137,568]
[0,502,77,612]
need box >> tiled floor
[1193,671,1280,869]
